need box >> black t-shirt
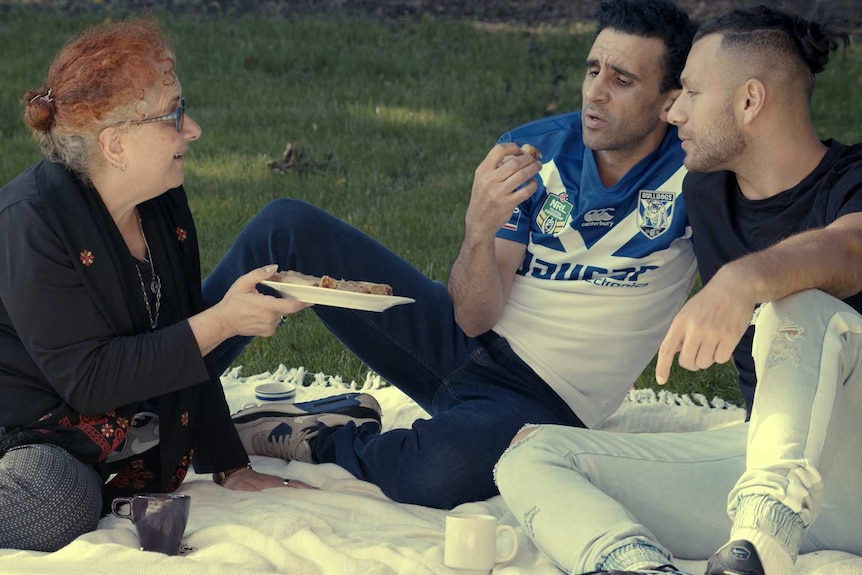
[684,140,862,411]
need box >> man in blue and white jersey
[458,84,695,429]
[450,0,697,429]
[225,0,698,510]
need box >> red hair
[24,19,177,174]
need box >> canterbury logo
[583,208,615,222]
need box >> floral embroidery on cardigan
[164,450,193,492]
[112,458,154,490]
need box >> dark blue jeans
[202,199,583,508]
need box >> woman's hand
[189,265,311,355]
[216,265,311,337]
[221,467,317,491]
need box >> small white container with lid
[254,382,297,403]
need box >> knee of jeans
[757,289,849,329]
[510,424,541,448]
[493,425,542,487]
[255,198,315,228]
[754,289,857,360]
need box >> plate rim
[260,279,415,311]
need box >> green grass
[2,9,861,406]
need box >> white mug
[443,513,518,574]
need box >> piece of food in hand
[497,143,543,168]
[520,143,542,160]
[272,270,393,296]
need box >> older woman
[0,20,325,552]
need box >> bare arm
[449,143,541,336]
[724,213,862,302]
[656,212,862,383]
[450,237,526,336]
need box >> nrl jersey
[494,112,696,427]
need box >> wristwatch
[212,463,252,486]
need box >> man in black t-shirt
[657,7,862,574]
[495,7,862,575]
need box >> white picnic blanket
[1,365,859,575]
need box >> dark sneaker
[706,540,765,575]
[582,565,694,574]
[232,392,382,462]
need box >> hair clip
[29,89,53,104]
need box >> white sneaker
[232,393,382,462]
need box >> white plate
[260,280,415,312]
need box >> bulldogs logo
[638,190,675,239]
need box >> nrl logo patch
[638,189,675,239]
[536,192,573,236]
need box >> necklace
[135,213,162,330]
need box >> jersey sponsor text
[517,250,659,286]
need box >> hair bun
[790,15,849,74]
[23,88,56,132]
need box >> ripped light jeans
[495,289,862,573]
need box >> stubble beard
[582,110,662,154]
[685,102,747,173]
[582,117,654,152]
[685,129,746,173]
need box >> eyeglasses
[128,97,185,132]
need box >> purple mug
[111,493,191,555]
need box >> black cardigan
[0,159,248,489]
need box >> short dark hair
[595,0,697,93]
[695,5,849,93]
